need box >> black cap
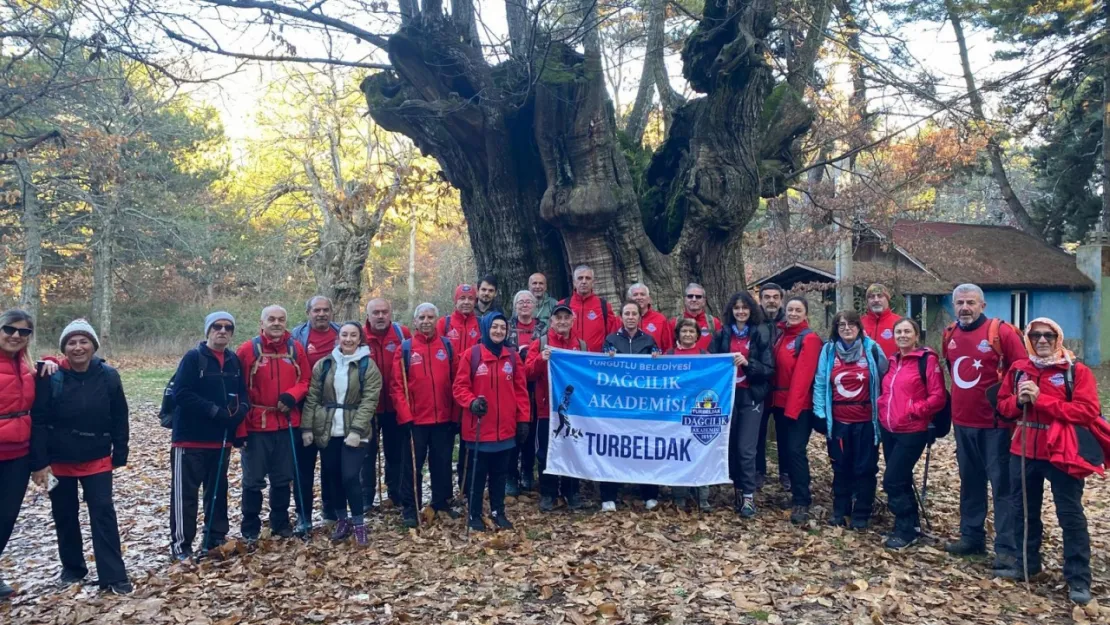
[552,303,573,316]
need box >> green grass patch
[120,367,175,403]
[749,610,770,621]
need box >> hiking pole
[197,429,229,562]
[400,355,420,528]
[1020,401,1030,585]
[466,400,487,539]
[285,412,309,538]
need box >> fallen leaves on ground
[3,367,1110,623]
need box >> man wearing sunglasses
[671,283,718,352]
[168,312,249,561]
[941,283,1027,572]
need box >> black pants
[1010,456,1091,586]
[599,483,658,503]
[880,427,929,540]
[463,446,511,521]
[241,430,294,536]
[508,386,538,484]
[954,425,1016,558]
[362,411,402,507]
[729,390,763,494]
[757,402,788,479]
[320,437,367,523]
[170,446,231,558]
[401,423,455,511]
[50,470,128,586]
[773,408,813,506]
[0,455,30,564]
[827,420,879,523]
[295,438,335,525]
[537,418,580,499]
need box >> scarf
[1023,317,1074,369]
[730,323,750,338]
[835,338,863,363]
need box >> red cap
[454,284,475,301]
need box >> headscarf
[480,311,508,357]
[1023,317,1074,369]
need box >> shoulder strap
[50,370,65,400]
[286,337,302,380]
[539,335,548,351]
[988,318,1004,359]
[441,337,454,363]
[707,315,718,332]
[469,345,482,381]
[443,314,451,335]
[599,297,610,329]
[917,352,929,388]
[578,339,587,351]
[320,358,333,384]
[1065,362,1075,402]
[248,336,264,388]
[392,322,404,343]
[793,329,813,356]
[401,339,412,372]
[357,356,370,385]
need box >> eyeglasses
[1028,331,1057,342]
[837,323,857,329]
[210,324,234,333]
[686,294,704,300]
[1,325,32,338]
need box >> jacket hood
[331,344,370,367]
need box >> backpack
[918,352,952,441]
[786,328,814,358]
[248,335,303,390]
[467,344,521,383]
[401,337,454,372]
[942,318,1017,379]
[318,355,372,387]
[159,349,227,428]
[538,335,588,352]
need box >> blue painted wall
[939,290,1085,340]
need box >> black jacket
[603,328,658,355]
[31,358,129,466]
[172,342,249,444]
[761,308,785,348]
[710,322,775,404]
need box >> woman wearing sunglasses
[32,319,131,594]
[0,310,57,601]
[994,318,1100,605]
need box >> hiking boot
[505,478,520,497]
[0,578,14,601]
[790,505,809,525]
[467,517,486,532]
[105,581,133,596]
[565,493,585,511]
[884,535,917,550]
[645,499,659,511]
[828,516,847,528]
[995,565,1042,581]
[539,496,555,512]
[274,525,295,539]
[601,501,616,512]
[850,518,870,531]
[58,570,86,586]
[945,539,986,556]
[330,519,352,542]
[698,498,711,513]
[779,473,792,492]
[172,552,191,563]
[521,475,535,491]
[436,508,461,520]
[294,518,312,537]
[992,554,1017,570]
[740,495,756,519]
[353,524,368,546]
[242,532,260,545]
[401,508,419,529]
[491,510,514,530]
[1069,583,1092,605]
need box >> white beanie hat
[204,311,236,337]
[59,318,100,352]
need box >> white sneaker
[601,501,616,512]
[645,499,658,511]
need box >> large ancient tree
[151,0,828,309]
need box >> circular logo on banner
[684,391,726,445]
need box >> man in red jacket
[561,265,618,352]
[942,283,1026,569]
[995,318,1098,604]
[392,303,458,526]
[671,283,718,351]
[525,304,585,512]
[235,305,311,541]
[629,283,673,352]
[438,284,481,355]
[861,284,898,358]
[361,298,410,512]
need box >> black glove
[810,413,828,437]
[516,422,530,446]
[470,397,488,417]
[277,393,296,413]
[111,448,128,468]
[232,436,246,449]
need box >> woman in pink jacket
[877,318,947,549]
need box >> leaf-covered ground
[4,361,1110,624]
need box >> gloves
[233,436,246,449]
[344,432,362,448]
[470,397,488,417]
[516,422,530,447]
[277,393,296,413]
[112,448,128,468]
[302,432,314,447]
[810,413,828,437]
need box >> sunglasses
[685,294,704,300]
[1028,331,1057,342]
[1,325,32,338]
[210,324,235,333]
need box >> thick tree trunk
[1102,0,1110,233]
[17,161,41,352]
[362,0,816,312]
[91,201,116,356]
[948,1,1040,237]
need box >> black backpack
[159,353,208,429]
[918,352,951,441]
[401,337,454,372]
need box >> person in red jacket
[877,317,947,550]
[861,284,899,358]
[453,312,530,532]
[671,283,720,352]
[525,304,586,512]
[235,305,311,541]
[0,309,55,600]
[393,303,458,524]
[995,318,1098,605]
[362,298,411,512]
[438,284,481,355]
[629,283,674,353]
[561,265,619,352]
[942,284,1026,568]
[770,296,823,524]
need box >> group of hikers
[0,266,1103,606]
